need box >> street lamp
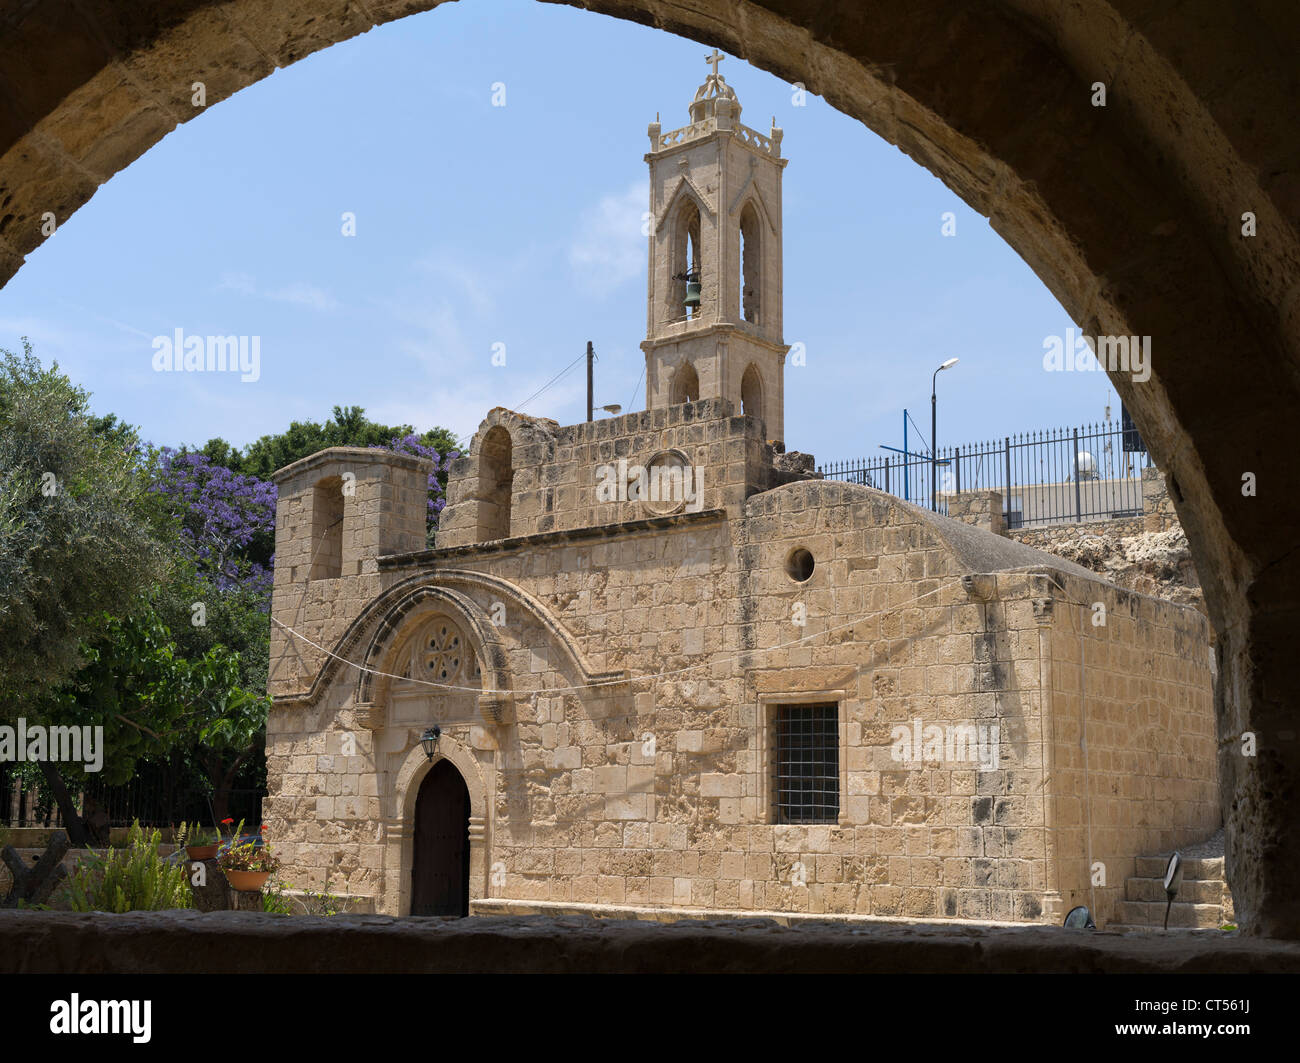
[931,358,959,511]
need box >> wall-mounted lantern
[420,726,442,762]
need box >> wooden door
[410,759,470,916]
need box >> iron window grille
[773,703,839,824]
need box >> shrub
[261,879,294,915]
[174,821,220,847]
[65,821,193,912]
[302,887,351,917]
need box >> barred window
[773,703,839,824]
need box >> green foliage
[35,604,267,785]
[174,821,220,847]
[0,342,166,719]
[301,887,351,917]
[154,559,272,704]
[64,821,193,912]
[211,404,457,482]
[261,879,294,914]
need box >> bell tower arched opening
[739,201,761,324]
[479,425,513,540]
[671,361,700,405]
[741,363,764,426]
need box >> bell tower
[641,51,791,444]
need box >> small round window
[786,547,815,582]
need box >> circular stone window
[786,547,815,582]
[639,449,695,516]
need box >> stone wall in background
[946,469,1205,621]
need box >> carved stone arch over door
[355,583,513,725]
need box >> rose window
[422,620,465,682]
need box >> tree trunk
[209,748,250,827]
[37,762,88,846]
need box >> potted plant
[217,820,280,892]
[177,821,220,861]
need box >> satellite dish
[1064,905,1095,929]
[1076,451,1098,479]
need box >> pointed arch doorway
[411,758,471,917]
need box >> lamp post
[931,358,959,511]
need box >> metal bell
[684,278,702,310]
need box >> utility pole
[587,340,594,422]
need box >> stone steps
[1134,855,1222,879]
[1109,839,1235,931]
[1114,899,1226,929]
[1123,876,1226,905]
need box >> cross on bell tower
[641,55,791,444]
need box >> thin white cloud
[216,272,337,311]
[412,251,495,318]
[569,179,648,297]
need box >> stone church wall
[1043,573,1217,925]
[264,435,1217,924]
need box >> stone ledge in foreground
[2,910,1298,973]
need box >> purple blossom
[151,448,277,597]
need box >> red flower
[221,818,234,825]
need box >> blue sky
[0,0,1121,466]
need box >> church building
[264,60,1218,927]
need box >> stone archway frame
[356,583,513,725]
[462,408,560,468]
[367,569,629,692]
[385,732,490,917]
[277,564,631,726]
[655,174,716,233]
[730,184,776,239]
[3,0,1297,935]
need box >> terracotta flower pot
[186,844,219,860]
[224,869,271,892]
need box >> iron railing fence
[819,421,1153,528]
[1,762,263,831]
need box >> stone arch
[356,583,511,722]
[387,731,490,917]
[448,407,559,546]
[741,362,764,426]
[478,424,512,541]
[669,196,703,319]
[0,0,1296,934]
[670,360,700,405]
[308,475,344,580]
